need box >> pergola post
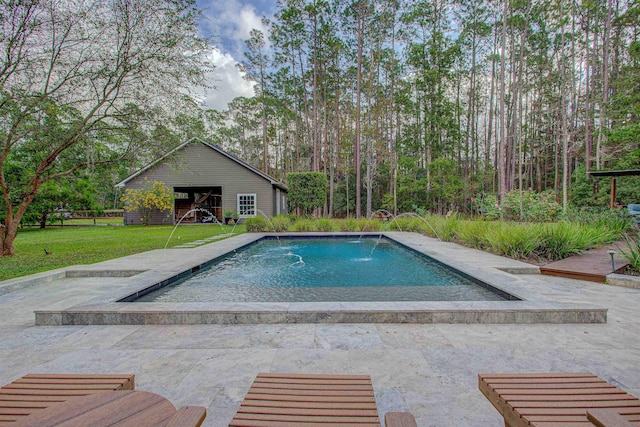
[610,177,616,209]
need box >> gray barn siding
[123,141,281,225]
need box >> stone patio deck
[1,232,639,426]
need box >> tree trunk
[354,0,364,218]
[1,226,16,257]
[599,0,612,168]
[486,27,498,192]
[466,30,477,193]
[561,12,569,212]
[585,14,592,173]
[312,8,320,172]
[1,194,35,257]
[498,0,509,201]
[389,9,397,215]
[291,46,302,172]
[330,82,340,218]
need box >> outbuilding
[116,138,288,225]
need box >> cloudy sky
[195,0,276,110]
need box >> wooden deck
[0,374,135,425]
[479,373,640,427]
[229,373,381,426]
[540,243,629,283]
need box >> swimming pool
[34,232,608,325]
[133,236,512,302]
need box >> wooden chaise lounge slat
[588,409,637,427]
[229,373,416,427]
[479,373,640,427]
[0,374,134,426]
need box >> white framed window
[237,193,257,217]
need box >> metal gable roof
[115,137,287,191]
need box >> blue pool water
[135,237,507,302]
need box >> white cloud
[195,0,272,109]
[196,48,255,110]
[199,0,271,59]
[236,6,271,46]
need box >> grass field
[0,224,245,281]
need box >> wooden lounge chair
[478,373,640,427]
[229,373,416,427]
[10,390,206,427]
[0,374,135,425]
[0,374,205,427]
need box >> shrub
[505,190,559,222]
[246,216,268,232]
[287,172,327,215]
[563,206,635,235]
[473,193,501,219]
[120,179,173,226]
[474,190,560,222]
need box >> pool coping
[31,232,607,325]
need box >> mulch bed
[618,265,640,277]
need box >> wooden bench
[229,373,416,427]
[0,374,135,425]
[479,373,640,427]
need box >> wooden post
[610,177,616,209]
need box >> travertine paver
[173,233,237,248]
[1,233,639,426]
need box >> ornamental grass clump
[245,216,268,232]
[617,232,640,271]
[357,219,381,232]
[390,217,422,232]
[316,219,335,232]
[269,215,292,232]
[493,223,539,257]
[486,222,543,259]
[430,214,457,241]
[292,219,315,232]
[537,223,615,261]
[454,220,492,249]
[338,218,358,231]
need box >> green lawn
[0,224,245,281]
